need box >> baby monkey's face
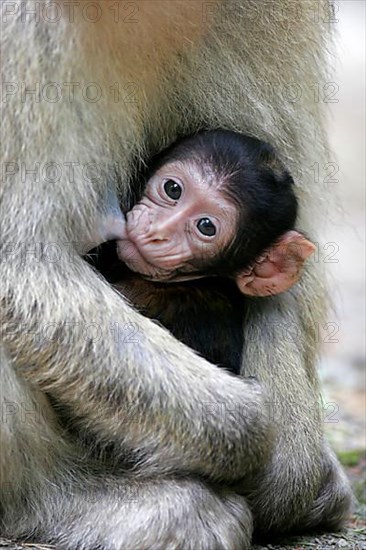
[116,161,237,281]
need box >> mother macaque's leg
[0,351,253,549]
[240,273,352,534]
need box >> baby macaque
[99,131,315,374]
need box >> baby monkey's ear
[235,231,316,296]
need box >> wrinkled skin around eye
[115,161,238,281]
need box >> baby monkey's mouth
[115,237,170,281]
[115,233,204,284]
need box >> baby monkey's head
[117,130,314,296]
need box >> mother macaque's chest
[114,268,245,375]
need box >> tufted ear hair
[235,231,316,296]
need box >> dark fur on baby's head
[147,129,298,277]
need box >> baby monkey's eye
[164,179,182,200]
[197,218,216,237]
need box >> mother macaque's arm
[1,189,272,482]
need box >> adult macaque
[0,1,351,549]
[107,130,316,374]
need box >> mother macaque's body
[0,1,351,549]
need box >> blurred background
[320,0,365,458]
